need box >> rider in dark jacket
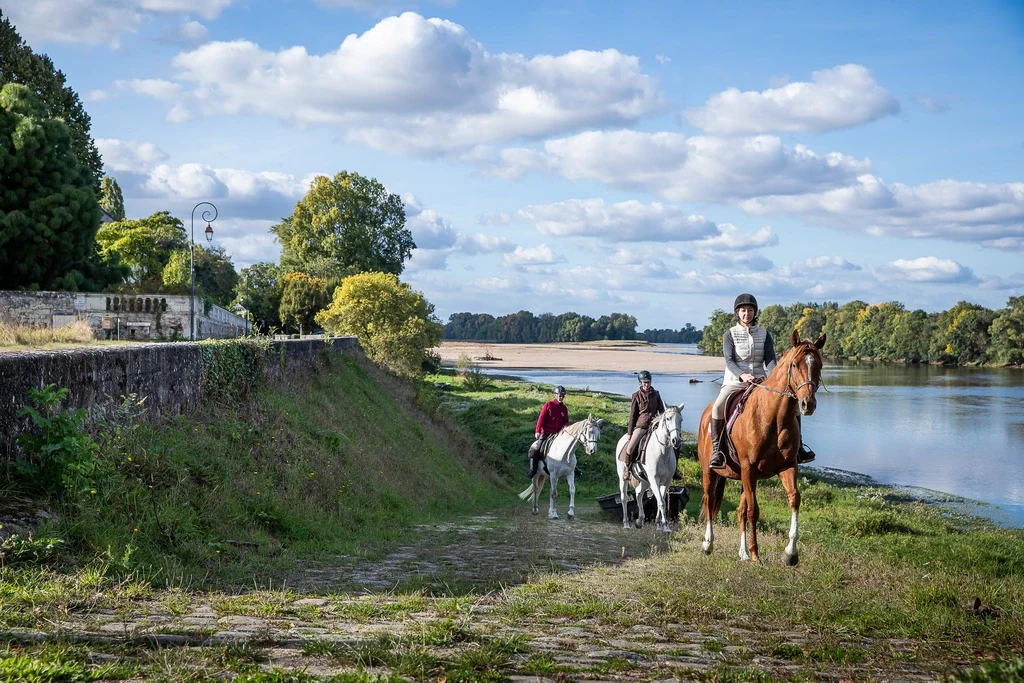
[618,370,665,479]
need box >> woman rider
[709,294,816,469]
[709,294,777,469]
[618,370,666,479]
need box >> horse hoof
[567,513,574,521]
[782,552,799,567]
[702,542,712,554]
[532,509,538,516]
[623,522,630,529]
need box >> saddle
[710,382,759,472]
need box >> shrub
[14,385,103,497]
[456,353,489,391]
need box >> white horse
[614,404,684,532]
[517,415,603,520]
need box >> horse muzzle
[671,437,681,450]
[799,397,816,416]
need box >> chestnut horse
[697,330,825,565]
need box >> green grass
[21,352,507,585]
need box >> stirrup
[709,450,726,469]
[797,445,816,464]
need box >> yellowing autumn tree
[315,272,442,377]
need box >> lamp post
[190,202,218,341]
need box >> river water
[484,346,1024,526]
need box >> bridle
[653,409,681,448]
[753,345,825,400]
[571,418,600,454]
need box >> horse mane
[651,405,680,428]
[562,419,590,437]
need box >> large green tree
[99,177,125,221]
[0,83,113,291]
[698,309,734,355]
[162,245,240,308]
[235,261,284,333]
[315,271,442,377]
[95,211,188,290]
[273,172,416,278]
[278,272,331,334]
[0,11,102,189]
[988,296,1024,366]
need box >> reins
[751,345,827,400]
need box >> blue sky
[8,0,1023,329]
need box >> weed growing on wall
[199,338,272,402]
[13,385,105,498]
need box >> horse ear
[815,332,827,349]
[791,328,800,348]
[677,402,685,411]
[596,418,604,426]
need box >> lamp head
[204,223,213,242]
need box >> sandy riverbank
[435,341,724,374]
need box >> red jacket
[536,399,569,435]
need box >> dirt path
[1,501,946,681]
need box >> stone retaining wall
[0,337,359,457]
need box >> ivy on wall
[197,338,272,402]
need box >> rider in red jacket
[527,385,569,477]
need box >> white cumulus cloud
[5,0,236,46]
[489,130,871,202]
[516,198,719,242]
[874,257,976,284]
[136,13,663,154]
[740,176,1024,250]
[503,244,560,269]
[686,64,900,135]
[96,138,170,174]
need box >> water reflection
[484,361,1024,526]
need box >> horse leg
[652,480,670,533]
[619,465,631,529]
[779,467,801,566]
[548,470,559,519]
[567,468,576,521]
[634,480,647,529]
[532,474,545,515]
[737,485,751,561]
[701,467,715,553]
[741,470,760,562]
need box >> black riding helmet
[553,385,566,396]
[637,370,652,382]
[734,293,758,313]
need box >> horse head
[658,403,685,451]
[788,330,826,416]
[581,414,604,455]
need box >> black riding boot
[796,415,815,463]
[526,446,540,478]
[709,418,726,469]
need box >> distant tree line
[444,311,703,344]
[699,298,1024,367]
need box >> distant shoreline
[434,341,724,374]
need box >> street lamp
[190,201,218,341]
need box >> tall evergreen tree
[0,11,103,189]
[99,177,125,221]
[0,83,106,290]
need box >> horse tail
[518,485,534,500]
[698,473,727,524]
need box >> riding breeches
[619,427,647,462]
[712,383,746,420]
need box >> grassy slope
[39,352,507,583]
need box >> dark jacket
[627,387,665,435]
